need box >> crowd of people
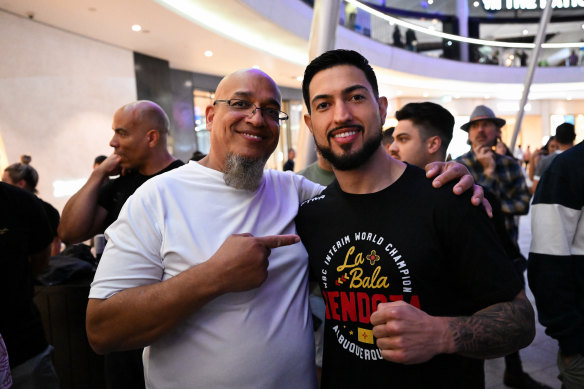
[1,49,582,389]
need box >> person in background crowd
[94,155,107,169]
[59,100,183,389]
[528,140,584,389]
[190,150,207,161]
[1,182,58,389]
[2,155,61,256]
[531,123,576,194]
[381,126,394,155]
[283,148,296,171]
[528,136,558,185]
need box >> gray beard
[223,153,266,191]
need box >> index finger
[256,234,300,249]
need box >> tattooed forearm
[447,291,535,359]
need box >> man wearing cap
[456,105,530,245]
[456,105,539,389]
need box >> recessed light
[428,0,434,5]
[131,24,142,32]
[204,50,213,57]
[473,1,480,7]
[522,29,529,35]
[446,41,453,46]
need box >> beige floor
[485,211,561,389]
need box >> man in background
[59,100,182,389]
[532,122,576,193]
[283,147,296,171]
[529,140,584,389]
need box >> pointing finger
[256,234,300,249]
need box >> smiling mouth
[238,131,264,141]
[328,126,363,141]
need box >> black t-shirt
[0,183,53,368]
[39,198,60,237]
[98,160,184,228]
[296,165,522,389]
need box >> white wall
[0,11,137,212]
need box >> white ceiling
[1,0,582,99]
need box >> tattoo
[448,292,535,359]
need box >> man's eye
[230,100,251,109]
[350,94,365,102]
[316,102,329,110]
[265,108,279,119]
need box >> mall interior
[1,0,583,388]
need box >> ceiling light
[473,1,480,6]
[446,41,453,46]
[428,0,434,4]
[204,50,213,57]
[131,24,142,32]
[522,29,529,35]
[581,24,584,31]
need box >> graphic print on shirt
[320,230,420,361]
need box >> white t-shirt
[90,161,323,389]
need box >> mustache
[327,125,364,141]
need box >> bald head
[117,100,170,137]
[215,69,281,103]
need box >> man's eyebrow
[231,91,281,108]
[310,84,369,106]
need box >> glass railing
[303,0,584,67]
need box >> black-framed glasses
[213,99,289,122]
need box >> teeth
[243,133,261,140]
[334,131,357,138]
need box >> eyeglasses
[213,99,289,122]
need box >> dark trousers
[104,349,145,389]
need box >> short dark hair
[302,49,379,114]
[555,122,576,145]
[382,127,394,146]
[395,102,454,158]
[94,155,107,165]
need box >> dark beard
[223,153,266,191]
[315,130,382,171]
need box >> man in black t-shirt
[296,49,535,389]
[0,182,59,388]
[59,100,183,245]
[58,100,182,389]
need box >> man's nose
[109,135,118,148]
[333,101,352,123]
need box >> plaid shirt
[456,150,531,244]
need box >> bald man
[59,100,183,244]
[59,101,182,388]
[86,70,480,389]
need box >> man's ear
[304,113,314,135]
[426,135,442,155]
[205,105,215,132]
[146,129,160,147]
[378,96,389,126]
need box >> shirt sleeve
[89,185,165,300]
